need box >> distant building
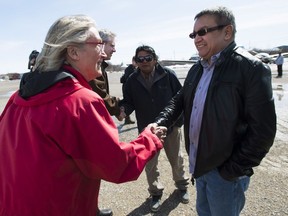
[7,73,21,80]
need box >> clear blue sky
[0,0,287,74]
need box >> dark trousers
[277,65,283,77]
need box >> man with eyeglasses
[88,29,119,216]
[120,45,190,213]
[89,29,125,123]
[153,6,276,216]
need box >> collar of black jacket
[215,41,237,66]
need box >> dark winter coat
[155,42,277,180]
[120,64,183,133]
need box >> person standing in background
[28,50,39,72]
[154,6,276,215]
[275,52,284,78]
[120,56,136,124]
[89,29,118,215]
[89,29,125,121]
[120,45,190,213]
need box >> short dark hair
[134,45,158,61]
[195,6,236,37]
[28,50,39,69]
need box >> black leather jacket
[155,42,277,180]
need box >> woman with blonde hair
[0,15,166,216]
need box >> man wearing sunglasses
[154,6,276,216]
[120,45,190,213]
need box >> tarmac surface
[0,63,287,215]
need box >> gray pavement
[0,65,287,215]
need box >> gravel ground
[99,115,288,216]
[0,65,287,216]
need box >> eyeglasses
[135,55,153,63]
[85,41,105,50]
[189,25,228,39]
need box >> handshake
[147,123,167,143]
[117,106,167,143]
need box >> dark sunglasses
[189,25,228,39]
[135,55,153,63]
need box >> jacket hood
[19,70,75,99]
[13,65,91,108]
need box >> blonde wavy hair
[34,15,97,72]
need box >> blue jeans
[196,169,250,216]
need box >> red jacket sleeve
[48,88,162,183]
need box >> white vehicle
[255,52,273,64]
[189,54,200,63]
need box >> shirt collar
[200,52,221,69]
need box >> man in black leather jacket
[154,6,276,216]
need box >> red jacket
[0,66,162,215]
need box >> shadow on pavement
[117,124,138,134]
[127,190,182,216]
